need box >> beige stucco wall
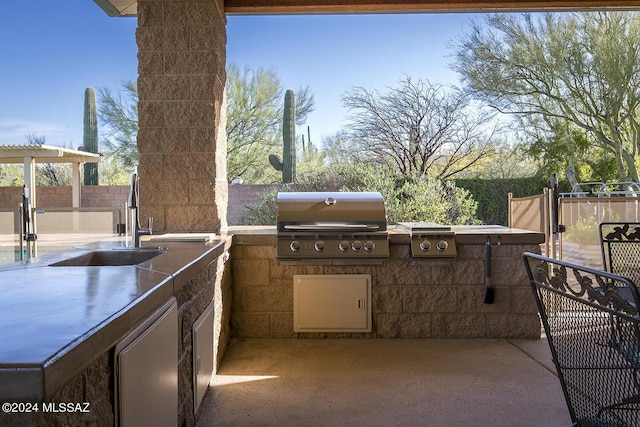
[136,0,228,233]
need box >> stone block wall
[0,183,276,226]
[80,186,130,208]
[0,353,114,427]
[230,240,542,339]
[0,186,129,209]
[227,183,280,225]
[136,0,228,233]
[176,251,231,427]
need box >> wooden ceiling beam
[224,0,640,14]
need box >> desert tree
[452,12,640,183]
[341,77,497,180]
[98,80,139,173]
[22,133,72,186]
[97,67,315,184]
[226,63,315,183]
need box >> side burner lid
[396,222,452,233]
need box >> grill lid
[276,191,387,232]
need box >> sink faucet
[128,173,153,247]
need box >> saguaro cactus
[269,89,296,183]
[81,87,98,185]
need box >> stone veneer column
[136,0,228,232]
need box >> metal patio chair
[524,253,640,426]
[600,222,640,288]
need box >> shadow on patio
[196,338,570,426]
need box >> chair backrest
[524,252,640,426]
[600,222,640,287]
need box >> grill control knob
[325,197,337,206]
[363,240,375,252]
[352,240,362,251]
[339,240,350,252]
[314,241,325,252]
[419,239,432,252]
[290,240,301,252]
[436,240,449,252]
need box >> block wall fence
[0,184,278,225]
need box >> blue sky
[226,13,474,143]
[0,1,478,148]
[0,1,137,147]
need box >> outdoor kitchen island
[230,224,545,339]
[0,235,233,427]
[0,222,544,426]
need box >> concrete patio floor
[196,338,571,426]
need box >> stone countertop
[0,235,232,402]
[447,225,545,245]
[229,224,545,245]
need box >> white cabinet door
[193,301,214,413]
[115,298,178,427]
[294,275,371,332]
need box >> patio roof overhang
[93,0,137,17]
[93,0,640,16]
[0,144,102,164]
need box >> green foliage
[93,66,315,184]
[228,64,314,183]
[453,11,640,182]
[98,81,139,173]
[454,177,553,225]
[563,217,600,246]
[298,128,326,176]
[520,119,618,186]
[576,154,618,183]
[82,87,99,185]
[386,175,479,225]
[242,170,570,226]
[98,157,131,185]
[238,188,280,225]
[228,65,282,183]
[0,165,24,186]
[240,162,480,225]
[454,142,538,180]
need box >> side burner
[398,222,458,258]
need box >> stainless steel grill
[276,192,390,264]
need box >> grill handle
[484,236,494,304]
[282,224,381,231]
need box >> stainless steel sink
[50,249,166,267]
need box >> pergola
[0,144,102,208]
